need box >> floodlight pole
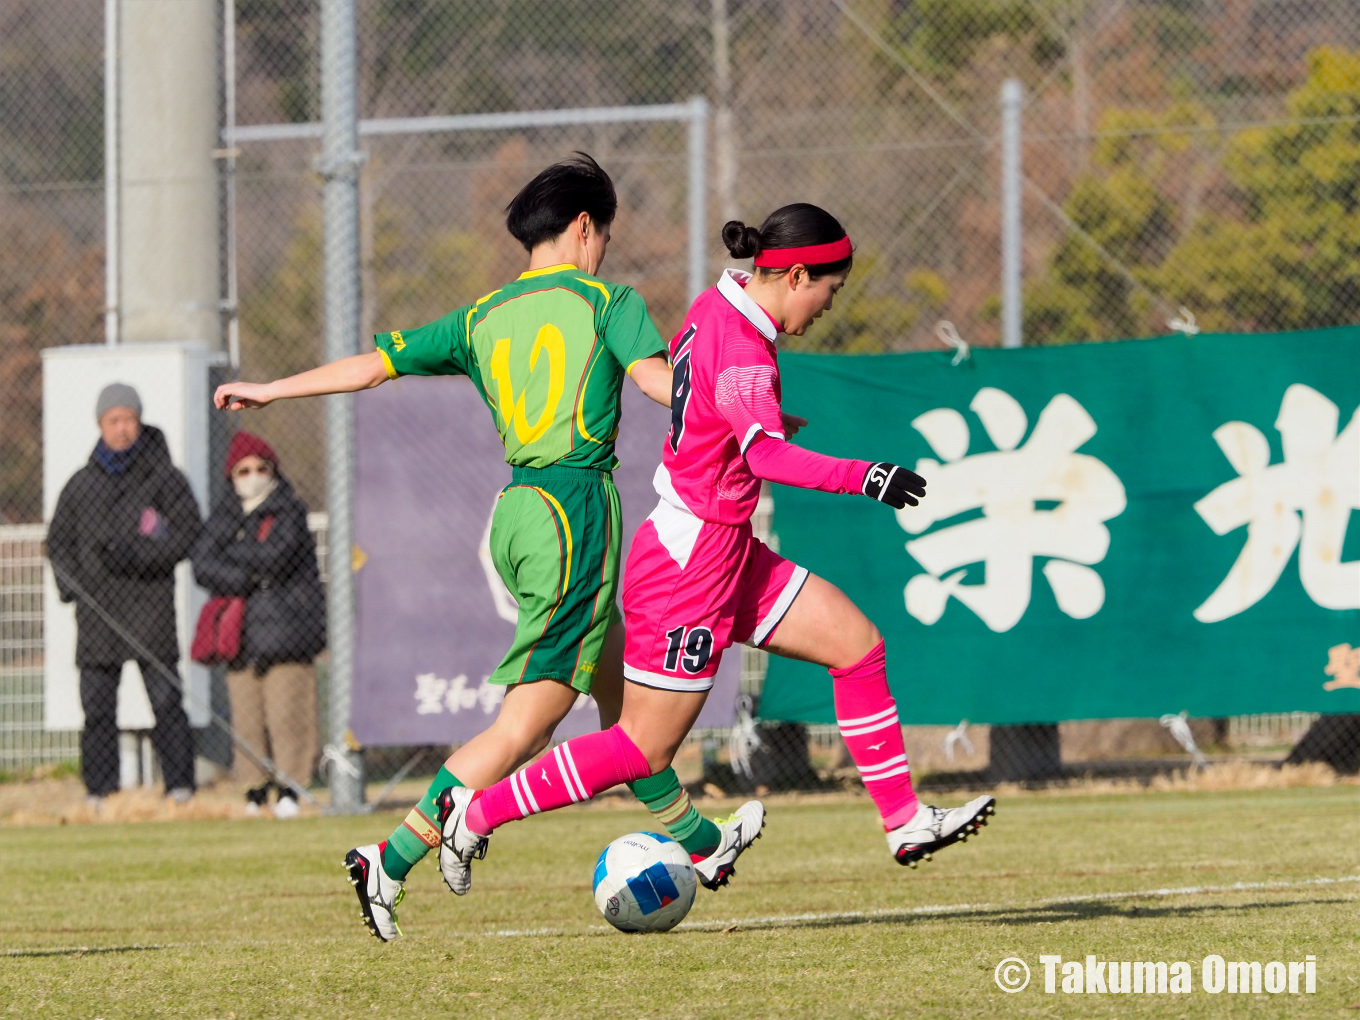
[1000,79,1023,349]
[220,0,240,371]
[104,0,119,346]
[320,0,365,812]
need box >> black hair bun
[722,220,762,260]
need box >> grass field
[2,785,1357,1019]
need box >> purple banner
[353,377,739,745]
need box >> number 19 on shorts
[663,626,713,675]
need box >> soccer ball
[592,831,697,933]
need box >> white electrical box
[42,343,224,731]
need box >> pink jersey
[656,269,868,525]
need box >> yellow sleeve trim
[378,348,399,380]
[626,354,668,376]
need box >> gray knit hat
[95,382,142,422]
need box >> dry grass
[0,776,323,827]
[1149,759,1344,791]
[1,759,1348,828]
[986,760,1350,800]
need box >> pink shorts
[622,500,809,692]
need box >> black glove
[861,462,926,509]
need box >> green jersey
[374,264,666,471]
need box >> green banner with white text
[760,327,1360,726]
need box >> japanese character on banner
[412,673,506,715]
[1193,384,1359,622]
[413,673,448,715]
[897,388,1127,633]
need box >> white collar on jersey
[717,269,778,342]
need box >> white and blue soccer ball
[592,831,697,933]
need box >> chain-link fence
[2,0,1357,811]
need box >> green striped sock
[628,768,721,859]
[381,765,461,882]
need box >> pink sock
[466,724,651,835]
[831,640,919,830]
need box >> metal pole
[321,0,365,812]
[221,0,240,371]
[233,102,700,144]
[1000,79,1023,349]
[686,95,710,301]
[104,0,119,346]
[711,0,738,224]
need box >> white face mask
[233,471,274,502]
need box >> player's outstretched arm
[743,434,926,508]
[214,351,390,410]
[626,354,673,409]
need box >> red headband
[752,236,853,268]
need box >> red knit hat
[224,430,279,476]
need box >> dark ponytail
[721,203,852,278]
[721,220,763,260]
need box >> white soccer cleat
[274,793,300,819]
[344,843,404,941]
[694,800,766,890]
[887,795,996,868]
[435,786,488,895]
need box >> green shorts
[488,465,622,694]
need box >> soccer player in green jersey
[215,155,762,941]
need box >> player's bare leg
[437,602,634,789]
[432,619,621,799]
[429,678,580,894]
[616,683,709,774]
[435,620,733,897]
[762,571,880,670]
[614,684,765,888]
[764,572,995,867]
[430,679,576,894]
[589,623,731,871]
[443,679,581,787]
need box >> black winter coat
[47,426,203,668]
[191,476,326,670]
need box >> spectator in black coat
[46,383,203,806]
[193,431,325,817]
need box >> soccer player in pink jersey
[434,204,995,891]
